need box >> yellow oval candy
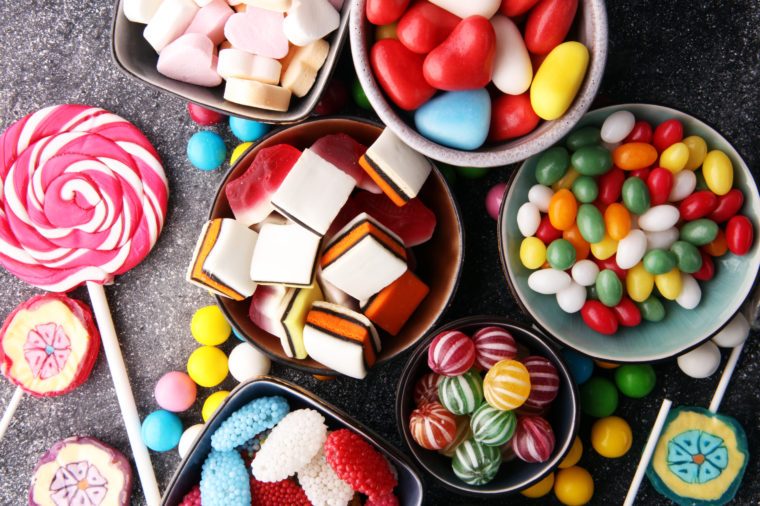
[530,42,590,121]
[626,262,655,302]
[659,142,689,173]
[552,167,581,191]
[589,234,618,260]
[520,237,547,270]
[702,150,733,196]
[655,268,682,300]
[202,390,230,422]
[682,135,707,171]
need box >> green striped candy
[438,371,484,415]
[452,438,502,485]
[471,403,517,447]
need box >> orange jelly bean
[613,142,658,171]
[548,189,578,231]
[702,229,728,257]
[604,203,632,241]
[563,224,590,260]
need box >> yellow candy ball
[591,416,632,458]
[187,346,228,388]
[521,472,555,498]
[202,390,230,422]
[554,466,594,506]
[483,359,531,411]
[230,142,253,165]
[559,436,583,469]
[191,305,231,346]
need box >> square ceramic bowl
[396,316,579,496]
[499,103,760,363]
[162,376,424,505]
[111,0,350,123]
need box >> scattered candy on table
[187,345,229,387]
[229,116,271,142]
[178,424,205,459]
[202,390,230,422]
[591,416,632,458]
[155,371,197,412]
[187,130,227,171]
[141,409,184,452]
[191,305,232,346]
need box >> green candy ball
[615,364,656,398]
[580,377,618,418]
[352,79,372,110]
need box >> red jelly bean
[595,256,627,281]
[611,297,642,327]
[371,39,436,111]
[708,189,744,223]
[396,1,460,54]
[598,168,625,205]
[488,92,541,142]
[535,214,563,244]
[523,0,579,55]
[581,300,619,335]
[500,0,542,16]
[726,215,754,255]
[679,191,719,221]
[623,120,653,144]
[629,167,651,180]
[692,252,715,281]
[646,168,673,206]
[653,119,683,152]
[366,0,410,25]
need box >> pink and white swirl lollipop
[0,105,168,504]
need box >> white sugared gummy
[645,228,679,250]
[601,110,636,144]
[571,259,599,286]
[528,184,554,213]
[675,273,702,310]
[517,202,541,237]
[638,205,680,232]
[712,312,750,348]
[616,229,647,270]
[297,448,354,506]
[556,281,586,313]
[528,269,571,294]
[668,170,697,202]
[677,340,721,379]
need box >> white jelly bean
[638,205,680,232]
[556,281,586,313]
[601,140,620,152]
[676,273,701,310]
[601,110,636,144]
[668,170,697,202]
[528,268,571,294]
[646,227,680,250]
[528,184,554,213]
[517,202,541,237]
[616,229,647,269]
[712,312,750,348]
[571,259,599,286]
[677,340,721,379]
[491,16,532,95]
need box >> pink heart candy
[224,7,289,59]
[156,33,222,87]
[185,0,234,45]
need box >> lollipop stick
[0,386,23,440]
[87,282,161,505]
[709,342,745,413]
[623,398,673,506]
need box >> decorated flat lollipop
[0,105,168,503]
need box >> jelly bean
[486,182,507,220]
[375,22,398,40]
[668,169,697,202]
[726,215,754,255]
[581,300,618,335]
[670,241,702,274]
[637,295,665,322]
[680,219,718,246]
[547,238,577,270]
[603,203,631,242]
[528,268,572,294]
[642,249,677,275]
[654,267,682,300]
[520,237,547,269]
[702,150,733,196]
[557,281,586,313]
[528,184,554,212]
[524,0,579,55]
[628,167,651,181]
[645,227,679,250]
[682,135,708,171]
[659,142,689,173]
[566,126,601,151]
[679,191,719,221]
[612,297,642,327]
[589,234,618,260]
[692,251,715,281]
[552,167,581,191]
[521,472,555,499]
[646,168,673,206]
[612,143,658,171]
[591,416,632,458]
[597,168,624,205]
[594,256,626,281]
[576,204,605,244]
[559,437,583,469]
[708,188,744,223]
[615,364,656,398]
[595,269,623,307]
[500,0,542,17]
[571,146,612,176]
[548,189,578,231]
[675,272,701,309]
[621,177,650,215]
[694,170,708,191]
[600,110,635,144]
[702,229,727,257]
[530,41,589,120]
[554,466,594,506]
[572,175,599,203]
[517,202,541,237]
[580,376,618,417]
[626,262,654,302]
[638,205,680,232]
[571,259,599,286]
[652,118,683,152]
[615,229,647,270]
[535,146,570,185]
[536,214,563,244]
[623,120,653,144]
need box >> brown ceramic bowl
[211,117,464,376]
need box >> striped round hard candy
[471,403,517,447]
[522,356,560,410]
[427,330,476,376]
[452,439,502,486]
[409,402,457,450]
[483,359,532,411]
[439,415,472,458]
[513,415,556,463]
[413,372,442,406]
[438,370,484,415]
[473,326,518,370]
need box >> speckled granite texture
[0,1,758,505]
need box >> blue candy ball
[229,117,270,142]
[561,349,595,385]
[187,131,226,171]
[141,409,183,452]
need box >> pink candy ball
[187,102,225,126]
[522,356,560,410]
[486,183,507,220]
[473,326,518,370]
[155,371,197,412]
[427,330,476,377]
[513,415,555,463]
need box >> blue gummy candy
[211,396,289,451]
[200,450,251,506]
[414,89,491,151]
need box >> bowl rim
[498,102,760,363]
[395,315,580,496]
[348,0,609,168]
[209,115,466,376]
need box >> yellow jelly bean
[520,237,547,270]
[554,466,594,506]
[552,167,581,191]
[530,42,590,120]
[230,142,253,165]
[521,472,555,498]
[591,416,632,458]
[655,268,682,300]
[659,142,689,173]
[702,150,733,196]
[682,135,707,170]
[202,390,230,422]
[375,22,398,40]
[626,262,654,302]
[590,234,618,260]
[559,437,583,469]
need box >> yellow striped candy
[483,359,531,411]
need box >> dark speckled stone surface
[0,1,759,505]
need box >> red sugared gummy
[513,416,556,463]
[179,484,201,506]
[653,119,683,152]
[427,330,476,376]
[597,168,625,205]
[623,120,653,144]
[535,215,563,244]
[708,189,744,223]
[413,372,441,405]
[324,429,397,498]
[250,478,311,506]
[522,355,559,409]
[187,102,225,126]
[646,168,673,206]
[472,326,518,370]
[581,300,619,335]
[311,133,380,193]
[488,92,541,142]
[612,297,642,327]
[409,401,457,450]
[367,493,400,506]
[396,1,459,54]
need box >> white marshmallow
[123,0,163,24]
[283,0,340,47]
[143,0,200,53]
[218,48,282,84]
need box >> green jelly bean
[580,377,618,418]
[637,296,666,322]
[572,175,599,203]
[352,78,372,110]
[546,239,577,270]
[622,177,650,215]
[571,145,613,176]
[643,249,678,275]
[596,269,623,307]
[670,241,703,274]
[535,146,569,186]
[680,219,719,246]
[576,204,606,243]
[566,127,601,151]
[695,170,709,191]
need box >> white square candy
[250,223,321,286]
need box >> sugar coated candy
[452,439,502,486]
[438,370,484,415]
[409,401,457,450]
[427,330,476,376]
[513,415,555,463]
[472,326,518,370]
[483,359,531,411]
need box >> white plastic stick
[0,386,23,440]
[87,282,161,505]
[709,342,745,413]
[623,398,673,506]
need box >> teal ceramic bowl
[498,104,760,363]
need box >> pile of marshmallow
[123,0,344,111]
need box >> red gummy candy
[324,429,397,498]
[179,484,201,506]
[367,493,400,506]
[250,478,311,506]
[310,133,381,193]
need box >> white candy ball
[229,342,271,383]
[178,424,205,459]
[677,341,721,379]
[712,313,750,348]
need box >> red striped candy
[522,356,560,410]
[427,330,475,376]
[409,402,457,450]
[413,372,442,406]
[472,326,518,370]
[513,416,555,463]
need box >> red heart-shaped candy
[371,39,437,111]
[488,92,541,142]
[397,1,460,54]
[366,0,410,25]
